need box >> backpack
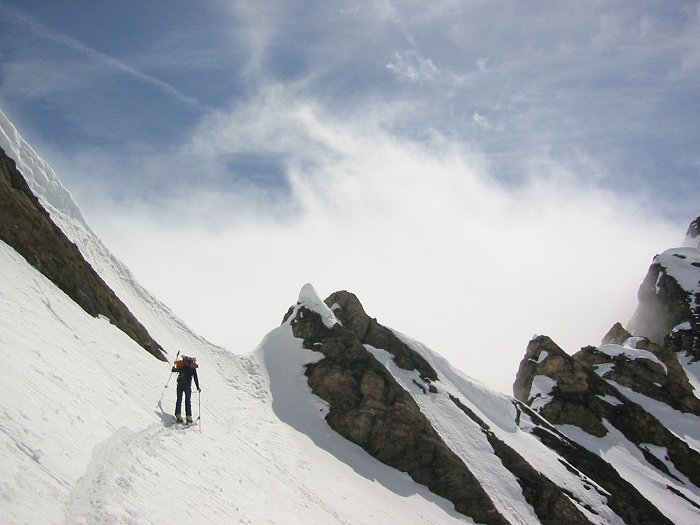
[174,355,199,369]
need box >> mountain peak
[683,214,700,248]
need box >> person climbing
[172,355,201,424]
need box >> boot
[186,416,193,424]
[175,414,183,423]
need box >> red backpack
[174,355,198,369]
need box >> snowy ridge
[0,108,85,224]
[0,107,201,359]
[558,421,700,525]
[370,331,627,525]
[597,341,667,373]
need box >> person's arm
[194,370,201,391]
[171,366,177,373]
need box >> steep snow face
[0,108,85,224]
[0,107,195,357]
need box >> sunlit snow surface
[1,240,476,524]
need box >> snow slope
[2,239,475,524]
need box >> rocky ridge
[514,214,700,523]
[0,145,165,360]
[283,285,670,524]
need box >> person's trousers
[175,382,192,416]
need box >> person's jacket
[172,365,200,390]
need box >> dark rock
[630,262,692,345]
[288,300,509,525]
[516,335,700,497]
[515,401,675,525]
[686,215,700,242]
[0,146,165,360]
[514,336,609,437]
[575,342,700,415]
[325,291,438,381]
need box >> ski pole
[164,350,181,388]
[157,350,180,410]
[198,390,202,433]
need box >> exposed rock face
[514,335,700,522]
[629,262,693,344]
[284,291,509,525]
[514,336,615,437]
[514,214,700,523]
[0,145,165,360]
[686,214,700,246]
[286,288,690,524]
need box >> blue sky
[1,1,698,393]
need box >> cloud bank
[81,86,679,394]
[1,1,695,393]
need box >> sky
[0,0,698,394]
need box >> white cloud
[386,51,441,82]
[80,87,680,395]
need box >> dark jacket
[172,365,200,390]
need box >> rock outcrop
[0,145,165,360]
[284,287,683,524]
[284,289,509,525]
[514,213,700,523]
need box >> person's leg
[184,385,192,418]
[175,383,184,422]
